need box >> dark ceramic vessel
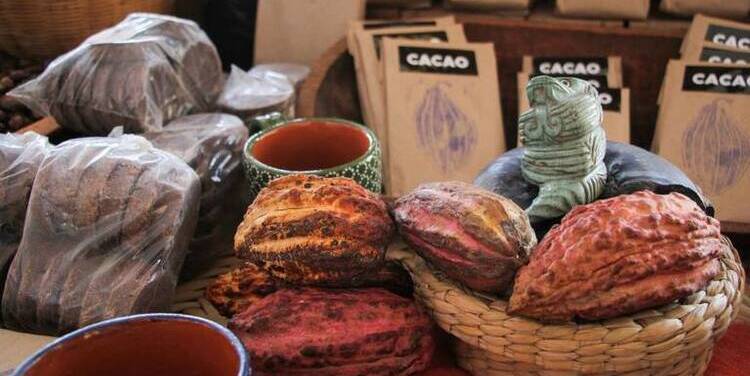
[11,314,250,376]
[243,118,382,200]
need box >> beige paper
[0,329,54,372]
[521,55,623,88]
[683,41,750,64]
[661,0,750,19]
[355,25,466,192]
[347,17,456,128]
[382,39,505,195]
[681,15,750,56]
[555,0,650,20]
[517,73,631,145]
[254,0,365,65]
[653,60,750,223]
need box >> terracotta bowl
[11,314,250,376]
[243,118,382,199]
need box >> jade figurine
[519,75,607,221]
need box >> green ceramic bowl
[243,118,382,200]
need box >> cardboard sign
[382,39,505,195]
[516,73,630,145]
[653,60,750,223]
[684,42,750,65]
[522,56,623,88]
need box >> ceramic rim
[11,313,250,376]
[243,117,378,175]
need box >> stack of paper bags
[653,15,750,223]
[516,55,631,145]
[348,18,506,195]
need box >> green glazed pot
[243,118,382,200]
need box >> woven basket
[0,0,175,60]
[387,237,745,376]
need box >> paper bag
[661,0,750,19]
[517,73,630,144]
[653,60,750,223]
[521,55,623,88]
[355,25,466,192]
[254,0,365,65]
[347,17,456,127]
[382,39,505,195]
[681,15,750,57]
[683,42,750,64]
[445,0,532,11]
[556,0,650,20]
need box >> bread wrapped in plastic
[143,113,249,275]
[0,132,52,275]
[217,65,295,127]
[1,134,200,335]
[8,13,223,135]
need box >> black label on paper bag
[364,20,437,30]
[699,47,750,65]
[598,88,621,112]
[529,73,607,89]
[399,46,478,75]
[705,24,750,50]
[532,57,609,76]
[683,66,750,94]
[373,31,448,59]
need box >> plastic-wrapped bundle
[143,113,249,276]
[0,132,52,275]
[249,63,310,91]
[1,134,200,335]
[217,65,295,128]
[8,13,223,135]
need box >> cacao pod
[393,181,537,293]
[234,175,394,287]
[509,191,724,322]
[229,288,435,376]
[204,262,278,317]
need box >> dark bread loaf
[8,13,222,135]
[144,113,249,276]
[0,133,51,285]
[229,288,435,376]
[1,135,200,335]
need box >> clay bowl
[243,117,382,199]
[11,314,250,376]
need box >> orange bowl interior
[251,120,370,171]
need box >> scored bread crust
[234,175,394,286]
[509,191,725,322]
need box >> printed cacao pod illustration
[415,84,477,173]
[682,98,750,195]
[229,287,435,376]
[509,191,724,322]
[394,181,537,293]
[234,175,394,287]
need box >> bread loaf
[1,135,200,335]
[0,132,51,281]
[9,13,222,135]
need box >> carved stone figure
[519,76,607,221]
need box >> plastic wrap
[1,134,200,336]
[249,63,311,90]
[217,65,295,126]
[8,13,223,135]
[0,132,51,275]
[143,113,248,277]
